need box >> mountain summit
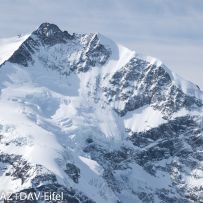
[0,23,203,203]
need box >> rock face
[105,58,202,117]
[0,23,203,203]
[65,163,80,183]
[9,23,111,72]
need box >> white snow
[0,35,30,65]
[79,156,103,175]
[0,59,121,202]
[124,105,167,133]
[171,71,203,100]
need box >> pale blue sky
[0,0,202,88]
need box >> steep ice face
[0,23,203,203]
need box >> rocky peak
[8,23,74,66]
[35,23,62,36]
[32,22,73,45]
[7,23,111,71]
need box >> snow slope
[0,35,29,65]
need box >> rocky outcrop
[103,57,202,117]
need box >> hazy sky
[0,0,202,89]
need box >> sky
[0,0,202,89]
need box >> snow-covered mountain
[0,23,203,203]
